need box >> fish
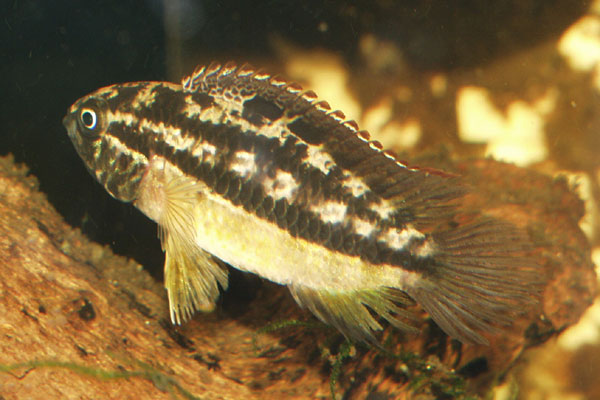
[63,62,538,344]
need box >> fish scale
[63,62,539,344]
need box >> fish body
[63,62,537,344]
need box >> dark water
[0,0,589,279]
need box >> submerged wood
[0,154,595,399]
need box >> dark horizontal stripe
[98,77,433,270]
[113,83,400,225]
[106,105,415,232]
[168,117,402,226]
[157,138,427,270]
[104,118,428,270]
[105,121,154,159]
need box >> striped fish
[63,62,537,344]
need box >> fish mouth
[62,113,77,139]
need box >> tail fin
[405,219,541,344]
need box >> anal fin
[288,284,417,343]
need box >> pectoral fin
[163,230,228,324]
[152,174,229,324]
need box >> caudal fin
[405,219,541,344]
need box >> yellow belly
[192,189,410,292]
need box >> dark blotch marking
[139,84,187,122]
[173,148,197,173]
[101,124,151,199]
[273,136,306,172]
[242,110,265,127]
[213,125,230,149]
[390,250,410,267]
[106,85,144,112]
[287,117,324,145]
[96,138,117,177]
[242,96,284,127]
[78,298,96,321]
[191,91,215,109]
[298,166,321,189]
[115,152,133,171]
[103,156,145,202]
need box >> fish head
[63,83,153,202]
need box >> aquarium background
[2,0,600,398]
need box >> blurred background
[2,1,599,397]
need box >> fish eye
[74,98,108,137]
[80,108,98,130]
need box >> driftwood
[0,153,596,399]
